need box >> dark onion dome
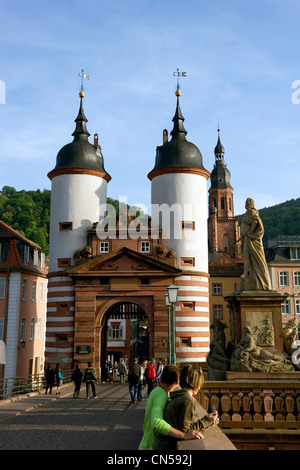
[48,92,111,182]
[210,130,231,189]
[148,90,209,181]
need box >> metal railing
[0,369,74,401]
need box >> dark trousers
[73,381,82,398]
[129,382,139,402]
[86,381,96,398]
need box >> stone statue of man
[240,198,272,290]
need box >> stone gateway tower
[148,88,211,363]
[46,91,111,367]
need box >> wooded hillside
[0,186,299,253]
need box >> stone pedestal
[225,289,284,353]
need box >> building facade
[266,236,300,339]
[0,220,47,380]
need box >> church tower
[46,90,111,367]
[208,129,241,259]
[148,86,211,363]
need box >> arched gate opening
[101,301,149,380]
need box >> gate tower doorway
[101,301,148,380]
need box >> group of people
[46,358,219,451]
[139,364,219,451]
[45,363,64,395]
[127,357,164,404]
[45,362,99,399]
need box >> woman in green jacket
[152,365,219,451]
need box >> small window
[40,283,44,302]
[293,272,300,287]
[38,318,42,340]
[59,222,73,231]
[33,249,39,267]
[20,318,26,342]
[22,279,28,301]
[290,248,300,260]
[279,272,289,286]
[56,302,69,313]
[100,277,110,286]
[180,257,195,267]
[296,300,300,315]
[24,246,30,265]
[213,284,222,295]
[140,241,151,253]
[281,300,290,315]
[56,335,68,343]
[100,242,110,253]
[0,318,4,341]
[32,281,37,302]
[58,258,72,268]
[30,318,35,341]
[141,277,150,285]
[0,278,6,299]
[180,301,194,310]
[40,253,45,269]
[181,221,195,230]
[213,305,223,319]
[180,337,191,347]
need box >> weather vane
[173,68,186,92]
[78,69,89,96]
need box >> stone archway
[95,297,153,380]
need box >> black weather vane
[173,68,186,91]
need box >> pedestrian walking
[145,358,157,396]
[156,358,164,384]
[138,360,147,400]
[84,362,98,399]
[118,358,127,385]
[102,360,110,383]
[55,364,64,395]
[72,364,83,399]
[128,357,141,404]
[45,363,55,394]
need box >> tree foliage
[0,186,51,253]
[0,186,298,254]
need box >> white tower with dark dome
[148,86,211,363]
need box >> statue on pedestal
[240,198,272,291]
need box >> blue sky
[0,0,299,216]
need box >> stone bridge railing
[197,379,300,430]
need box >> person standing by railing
[55,364,64,395]
[45,364,55,394]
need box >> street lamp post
[167,284,179,366]
[164,293,171,364]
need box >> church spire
[214,126,225,160]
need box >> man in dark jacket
[84,362,98,399]
[72,364,83,399]
[45,364,55,394]
[128,357,141,404]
